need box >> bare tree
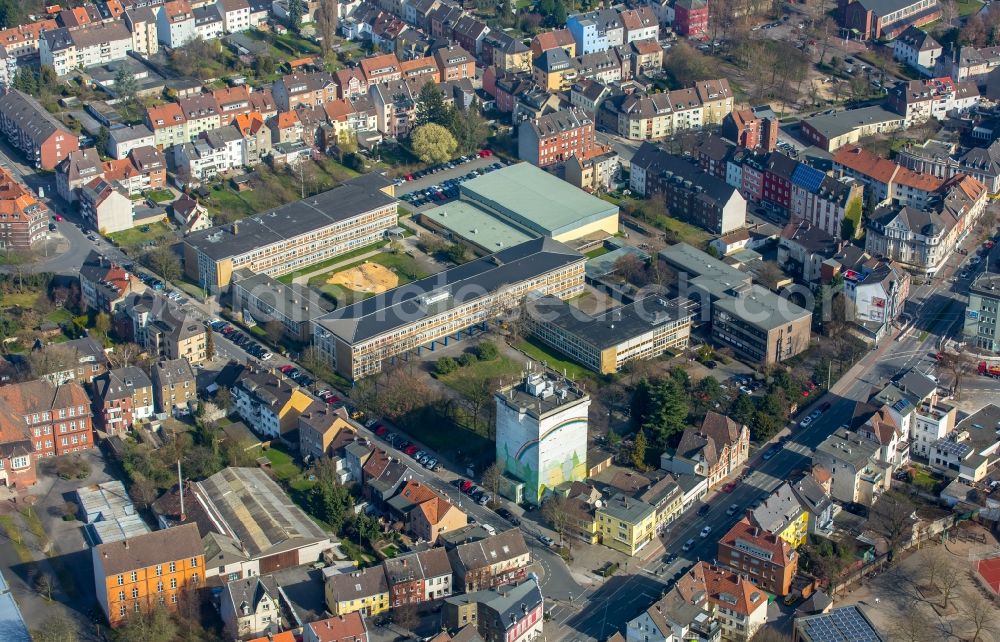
[940,0,958,26]
[937,560,963,609]
[751,627,795,642]
[129,474,160,509]
[481,460,505,504]
[961,590,1000,642]
[393,602,420,631]
[315,0,339,55]
[613,253,646,286]
[939,351,974,400]
[264,319,284,344]
[31,613,79,642]
[107,342,144,369]
[541,494,571,548]
[870,491,915,556]
[888,609,935,642]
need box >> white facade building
[495,371,590,505]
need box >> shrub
[476,341,499,361]
[458,352,478,367]
[435,357,458,376]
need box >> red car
[460,480,473,492]
[53,214,63,222]
[404,445,418,456]
[222,326,236,335]
[405,174,415,181]
[478,149,492,157]
[374,426,388,437]
[280,364,295,374]
[722,481,737,493]
[801,390,810,397]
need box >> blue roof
[791,164,826,193]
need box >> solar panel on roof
[792,164,825,192]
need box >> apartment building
[232,368,314,441]
[125,292,208,364]
[911,400,956,459]
[145,102,188,149]
[313,237,586,380]
[526,294,692,375]
[92,522,205,626]
[673,0,709,38]
[184,173,398,291]
[217,0,253,33]
[157,0,197,47]
[31,337,109,386]
[79,250,142,314]
[723,109,778,152]
[80,178,133,234]
[360,52,402,85]
[40,22,134,76]
[298,405,356,461]
[387,480,468,543]
[483,32,531,73]
[711,285,813,365]
[928,404,1000,483]
[748,482,808,550]
[0,399,37,487]
[595,493,657,557]
[886,76,981,125]
[517,108,595,168]
[0,19,59,59]
[107,124,155,160]
[0,164,46,250]
[150,358,197,416]
[92,367,155,435]
[434,44,475,82]
[443,578,543,642]
[272,71,338,111]
[893,25,942,75]
[0,379,94,458]
[124,7,159,56]
[717,517,798,596]
[812,428,888,505]
[0,89,80,170]
[447,530,531,593]
[383,548,453,607]
[662,411,750,491]
[325,566,390,616]
[790,172,863,239]
[645,152,747,235]
[178,93,222,138]
[567,9,623,55]
[897,138,1000,194]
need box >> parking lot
[209,319,274,363]
[394,152,507,209]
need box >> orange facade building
[93,522,205,626]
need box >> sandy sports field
[326,261,399,293]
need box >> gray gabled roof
[0,90,74,146]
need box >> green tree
[458,352,478,367]
[475,340,499,361]
[411,123,458,164]
[254,54,276,76]
[205,325,215,360]
[634,377,689,448]
[435,356,458,375]
[731,393,756,426]
[631,430,648,471]
[416,83,452,127]
[116,605,178,642]
[215,386,232,413]
[843,195,862,240]
[94,312,111,338]
[288,0,304,32]
[750,410,780,441]
[447,101,491,152]
[115,65,139,112]
[308,458,354,530]
[96,125,110,156]
[350,512,382,544]
[840,217,856,241]
[13,67,37,96]
[693,376,723,415]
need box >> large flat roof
[422,200,535,251]
[713,285,811,331]
[315,237,584,345]
[529,293,692,350]
[185,173,396,261]
[460,162,618,237]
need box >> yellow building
[325,566,390,616]
[92,522,205,627]
[639,477,684,534]
[748,482,809,550]
[596,493,657,557]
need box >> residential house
[273,72,338,111]
[233,111,272,166]
[533,47,578,91]
[434,44,474,82]
[0,89,80,170]
[812,428,888,505]
[621,7,659,43]
[791,172,863,239]
[450,15,489,56]
[0,399,37,488]
[304,612,369,642]
[442,578,543,642]
[371,77,433,137]
[482,32,531,73]
[778,219,839,283]
[717,517,798,596]
[92,367,155,435]
[30,336,108,386]
[383,547,453,606]
[531,29,576,58]
[399,56,440,82]
[92,522,204,627]
[661,411,750,490]
[107,124,155,160]
[124,7,159,56]
[40,22,134,77]
[325,566,390,616]
[567,9,624,55]
[388,479,468,543]
[217,0,253,33]
[360,52,402,85]
[0,164,46,251]
[790,474,835,537]
[722,109,778,152]
[127,146,167,191]
[146,103,188,149]
[179,93,223,138]
[886,76,981,126]
[518,108,595,168]
[213,86,253,123]
[641,150,747,235]
[629,39,664,77]
[220,575,282,639]
[150,358,197,416]
[928,404,1000,482]
[80,178,133,234]
[299,405,357,461]
[0,19,59,59]
[0,379,94,458]
[564,146,622,192]
[673,0,709,38]
[79,250,142,313]
[896,138,1000,194]
[832,144,944,207]
[447,529,531,592]
[57,148,104,203]
[232,368,315,441]
[157,0,197,47]
[595,493,656,556]
[125,292,208,365]
[362,448,410,506]
[335,68,368,100]
[893,25,942,75]
[749,482,808,550]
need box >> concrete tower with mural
[495,370,590,505]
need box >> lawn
[146,189,175,204]
[516,337,590,381]
[316,157,360,182]
[910,466,941,493]
[277,240,389,284]
[201,184,256,221]
[585,246,609,259]
[264,445,314,491]
[0,291,43,308]
[400,407,496,469]
[957,0,982,16]
[437,355,524,400]
[107,221,175,252]
[381,544,400,558]
[308,250,430,306]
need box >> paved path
[289,249,384,285]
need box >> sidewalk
[290,249,383,285]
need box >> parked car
[697,504,710,516]
[404,445,418,456]
[799,416,813,428]
[424,458,437,469]
[538,535,555,547]
[460,480,473,492]
[699,526,712,538]
[726,503,739,516]
[374,426,388,437]
[682,538,695,551]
